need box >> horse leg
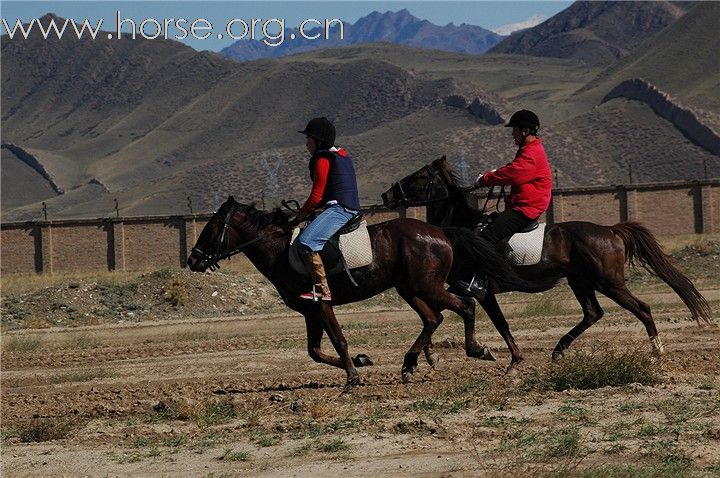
[435,289,495,361]
[424,324,440,369]
[303,313,343,368]
[552,279,604,361]
[481,293,524,374]
[316,303,361,393]
[396,288,443,382]
[304,312,373,370]
[602,285,663,355]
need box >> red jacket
[477,138,552,220]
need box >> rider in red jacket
[457,109,552,300]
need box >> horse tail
[611,222,712,325]
[444,227,558,293]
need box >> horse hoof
[650,336,665,356]
[401,367,416,383]
[341,377,361,394]
[480,347,496,361]
[505,365,519,376]
[353,354,374,367]
[425,353,440,369]
[551,350,564,362]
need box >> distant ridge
[577,2,720,110]
[220,9,504,61]
[489,1,688,65]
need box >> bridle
[190,201,263,270]
[389,165,450,207]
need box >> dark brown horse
[187,196,549,391]
[382,157,712,372]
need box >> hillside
[577,2,720,110]
[489,1,688,65]
[2,6,718,221]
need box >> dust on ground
[1,238,719,477]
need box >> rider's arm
[478,154,537,187]
[300,157,331,214]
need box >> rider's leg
[455,208,536,300]
[301,250,332,301]
[297,203,358,301]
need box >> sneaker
[299,285,332,302]
[454,278,488,301]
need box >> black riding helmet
[298,117,336,146]
[505,109,540,132]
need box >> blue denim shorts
[298,203,359,252]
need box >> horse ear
[440,155,447,161]
[227,195,234,203]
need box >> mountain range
[220,9,504,61]
[2,2,718,221]
[489,1,690,65]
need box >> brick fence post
[700,183,715,233]
[112,219,127,271]
[178,218,188,267]
[40,221,53,274]
[625,187,639,221]
[553,191,564,223]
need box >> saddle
[476,214,545,266]
[501,223,546,266]
[288,214,373,278]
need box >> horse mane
[431,156,478,210]
[432,157,463,189]
[238,202,292,231]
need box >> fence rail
[1,180,718,275]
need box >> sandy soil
[2,288,719,477]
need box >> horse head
[381,156,452,208]
[187,195,254,272]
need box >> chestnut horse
[187,196,551,391]
[382,156,712,372]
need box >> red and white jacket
[477,138,552,220]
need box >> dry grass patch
[219,448,252,461]
[523,346,659,392]
[147,399,237,428]
[519,295,574,318]
[12,417,79,443]
[65,333,99,349]
[3,336,42,352]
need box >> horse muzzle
[187,255,207,272]
[381,190,397,208]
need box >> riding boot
[455,274,488,302]
[299,251,332,302]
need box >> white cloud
[492,14,548,36]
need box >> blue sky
[1,1,571,51]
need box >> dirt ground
[2,282,719,477]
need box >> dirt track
[2,289,719,477]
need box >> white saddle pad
[338,221,373,268]
[290,221,373,271]
[506,223,546,266]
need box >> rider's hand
[475,169,497,187]
[289,211,309,225]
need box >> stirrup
[466,275,477,293]
[455,275,487,301]
[299,284,332,302]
